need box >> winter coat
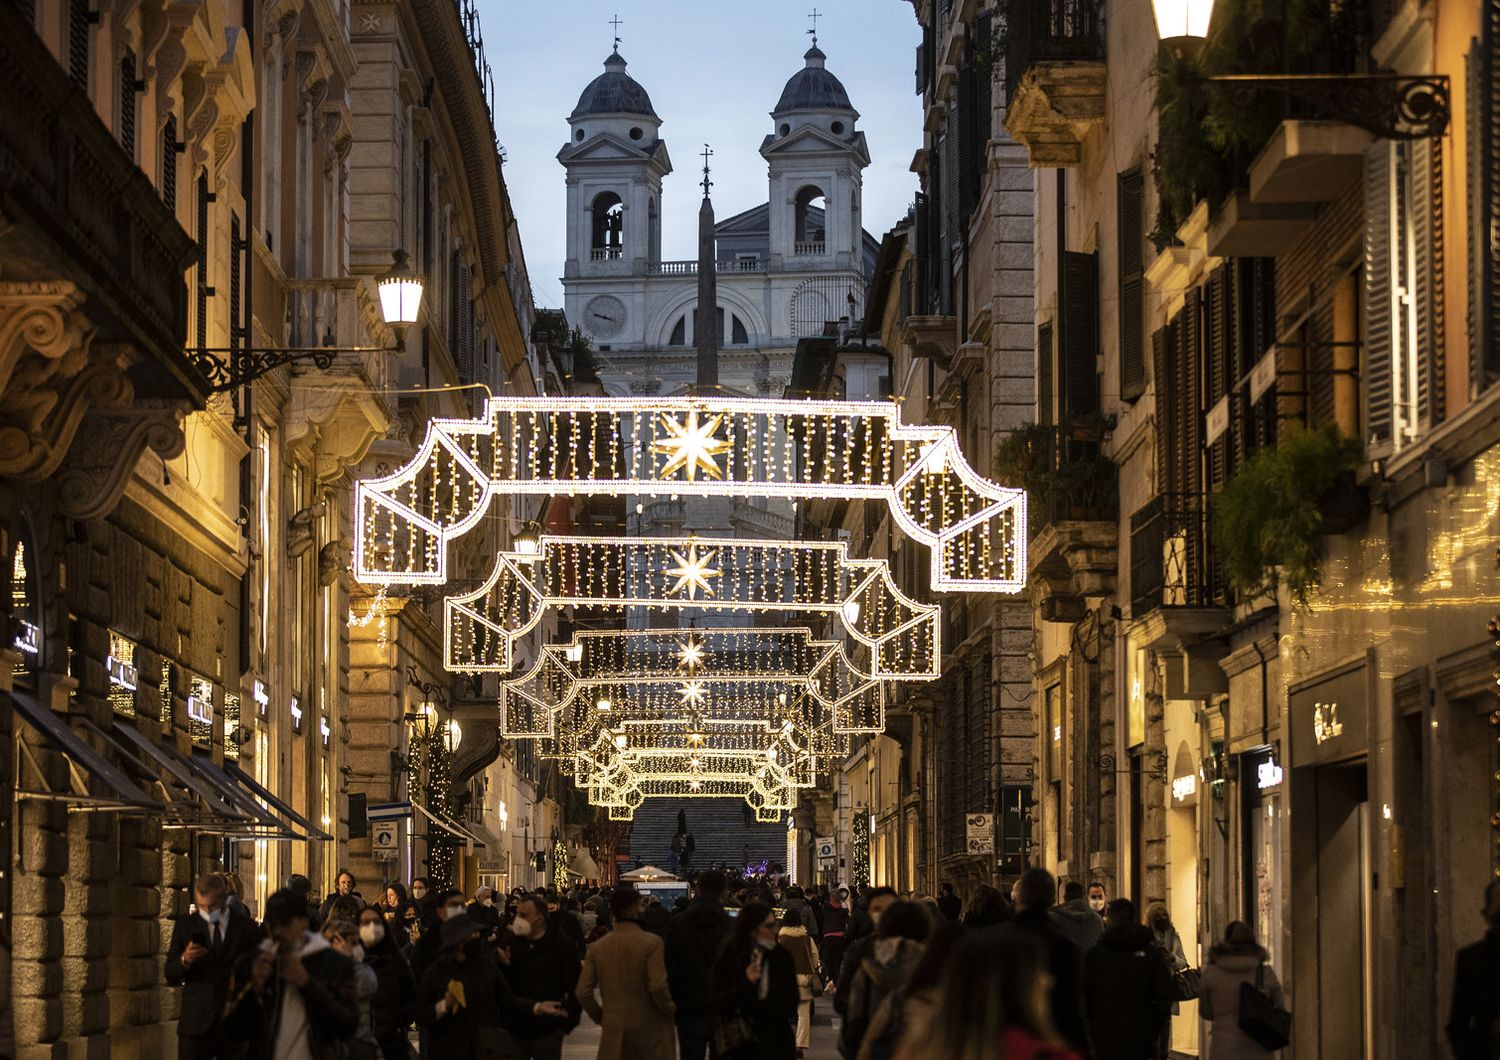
[780,897,820,939]
[1082,922,1175,1060]
[502,923,582,1037]
[708,942,800,1060]
[164,909,262,1038]
[222,931,360,1060]
[1050,898,1106,953]
[937,893,962,922]
[820,901,851,936]
[576,919,677,1060]
[839,936,924,1059]
[363,934,421,1048]
[1200,948,1285,1060]
[1008,910,1090,1054]
[1448,925,1500,1059]
[415,944,539,1060]
[664,895,733,1019]
[778,925,821,977]
[378,901,411,948]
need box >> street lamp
[1148,0,1450,140]
[191,249,426,392]
[514,520,544,557]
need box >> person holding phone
[164,873,261,1059]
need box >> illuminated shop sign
[1171,773,1197,802]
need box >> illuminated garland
[552,836,569,891]
[850,811,870,891]
[352,395,1026,592]
[444,535,941,680]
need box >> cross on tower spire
[807,7,821,46]
[610,13,622,53]
[700,144,714,199]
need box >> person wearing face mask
[706,900,799,1060]
[415,913,568,1059]
[1051,880,1106,954]
[1447,877,1500,1060]
[410,889,471,982]
[323,919,381,1060]
[498,894,583,1059]
[576,886,677,1060]
[1088,881,1109,918]
[165,873,262,1059]
[468,885,501,933]
[834,887,896,1019]
[356,904,421,1060]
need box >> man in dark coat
[223,887,359,1059]
[410,888,468,982]
[1009,868,1089,1053]
[1081,899,1174,1060]
[414,913,567,1060]
[937,881,962,922]
[664,869,732,1060]
[833,887,897,1018]
[500,894,583,1060]
[165,873,262,1059]
[317,869,361,924]
[1052,879,1106,953]
[1448,877,1500,1059]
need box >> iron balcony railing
[1129,493,1227,614]
[1002,0,1105,103]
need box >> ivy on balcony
[1210,424,1363,606]
[994,418,1118,535]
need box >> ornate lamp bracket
[189,343,394,393]
[1204,73,1450,140]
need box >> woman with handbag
[1148,905,1195,1060]
[778,907,824,1057]
[1199,921,1287,1058]
[708,901,799,1059]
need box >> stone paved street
[561,1007,843,1059]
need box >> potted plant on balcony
[1210,423,1363,606]
[994,417,1117,534]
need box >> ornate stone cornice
[55,400,189,521]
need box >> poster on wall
[371,820,399,861]
[965,813,994,855]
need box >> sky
[483,1,925,309]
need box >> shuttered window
[1059,251,1099,421]
[940,127,958,309]
[118,50,137,158]
[1037,320,1054,427]
[1117,169,1146,402]
[958,13,993,222]
[1468,9,1500,395]
[161,115,178,211]
[228,213,243,352]
[69,0,92,92]
[195,172,210,352]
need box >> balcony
[646,259,765,276]
[282,278,394,461]
[1128,494,1224,674]
[1001,0,1107,167]
[793,241,826,257]
[590,247,624,262]
[1247,120,1372,204]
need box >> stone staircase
[625,799,787,874]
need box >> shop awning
[103,720,297,839]
[6,688,162,812]
[413,799,485,851]
[225,761,333,841]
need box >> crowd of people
[162,866,1500,1059]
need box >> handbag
[1237,960,1292,1050]
[712,1014,755,1054]
[1172,965,1203,1003]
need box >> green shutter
[1117,169,1146,402]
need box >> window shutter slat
[69,0,90,91]
[1363,141,1394,451]
[1467,14,1500,394]
[1038,320,1054,427]
[161,115,177,211]
[196,172,210,352]
[1060,250,1099,421]
[119,50,137,158]
[1152,325,1172,491]
[1117,169,1146,402]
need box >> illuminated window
[222,692,241,759]
[158,659,172,723]
[187,674,214,745]
[10,537,38,686]
[107,631,138,717]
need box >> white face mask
[1089,898,1106,913]
[359,922,385,947]
[479,897,493,907]
[350,944,365,963]
[510,916,533,938]
[444,903,466,919]
[412,887,427,900]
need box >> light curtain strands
[500,627,887,737]
[573,736,809,822]
[444,535,941,680]
[352,395,1027,592]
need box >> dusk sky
[484,1,925,307]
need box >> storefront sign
[187,689,213,728]
[371,820,399,861]
[253,679,270,717]
[1171,773,1197,802]
[106,651,138,691]
[1257,760,1284,790]
[1250,346,1277,403]
[13,620,39,656]
[289,694,303,733]
[966,813,994,855]
[367,801,413,821]
[1205,395,1229,445]
[1290,659,1368,768]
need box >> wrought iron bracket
[1202,73,1450,140]
[190,343,396,393]
[1096,752,1169,783]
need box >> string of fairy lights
[354,394,1027,819]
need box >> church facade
[558,45,880,404]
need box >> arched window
[590,192,624,260]
[668,316,687,346]
[732,314,749,346]
[793,186,827,248]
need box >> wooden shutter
[69,0,91,91]
[1038,320,1055,427]
[228,212,242,351]
[1182,288,1202,495]
[1152,325,1173,492]
[1206,267,1229,487]
[119,50,137,157]
[957,64,978,221]
[1468,14,1500,396]
[1362,141,1394,452]
[940,127,958,311]
[1117,169,1146,402]
[1059,250,1099,421]
[196,172,210,352]
[1411,137,1436,435]
[161,115,177,211]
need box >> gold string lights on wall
[352,395,1027,592]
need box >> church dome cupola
[773,46,855,116]
[571,52,658,119]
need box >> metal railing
[1002,0,1105,102]
[996,424,1117,534]
[1128,493,1226,614]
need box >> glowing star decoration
[352,396,1026,592]
[678,680,708,707]
[665,545,720,600]
[677,638,704,672]
[652,409,733,481]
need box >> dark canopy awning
[7,688,161,812]
[225,760,333,841]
